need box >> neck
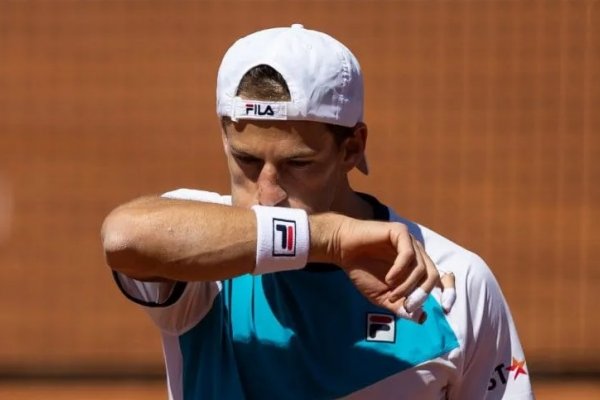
[330,177,373,220]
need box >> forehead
[223,120,334,152]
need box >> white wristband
[251,205,310,275]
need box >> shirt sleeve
[113,188,232,335]
[449,254,534,400]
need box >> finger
[387,255,425,303]
[384,224,415,287]
[404,287,428,313]
[379,294,426,324]
[440,272,456,313]
[388,236,426,303]
[396,303,427,324]
[441,289,456,313]
[440,271,455,287]
[414,240,439,294]
[401,240,439,312]
[434,268,446,289]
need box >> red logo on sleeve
[506,357,528,379]
[488,357,528,391]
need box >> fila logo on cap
[245,103,275,116]
[366,313,396,343]
[272,218,296,257]
[230,97,288,121]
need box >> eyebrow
[229,147,258,158]
[228,143,317,159]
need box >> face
[221,120,362,214]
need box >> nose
[257,166,287,206]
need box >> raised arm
[102,195,441,316]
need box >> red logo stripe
[287,226,294,250]
[369,315,393,324]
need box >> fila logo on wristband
[252,205,308,274]
[272,218,296,256]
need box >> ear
[341,123,368,173]
[220,119,230,153]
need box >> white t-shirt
[113,189,534,400]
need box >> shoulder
[387,208,489,283]
[386,207,510,343]
[161,188,232,205]
[387,207,534,397]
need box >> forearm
[101,196,339,281]
[102,196,257,281]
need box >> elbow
[102,208,134,254]
[101,208,143,274]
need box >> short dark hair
[236,64,291,101]
[225,64,355,146]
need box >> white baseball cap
[216,24,368,174]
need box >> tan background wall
[0,0,598,377]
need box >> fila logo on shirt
[366,313,396,343]
[246,103,275,116]
[488,357,528,391]
[272,218,296,256]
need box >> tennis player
[102,24,533,399]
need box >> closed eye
[287,159,313,168]
[233,153,262,165]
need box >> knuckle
[400,225,409,236]
[438,271,454,286]
[402,245,415,262]
[392,222,408,234]
[392,283,410,297]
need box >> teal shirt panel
[178,293,246,400]
[179,268,458,399]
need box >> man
[102,25,533,399]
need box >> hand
[330,217,455,320]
